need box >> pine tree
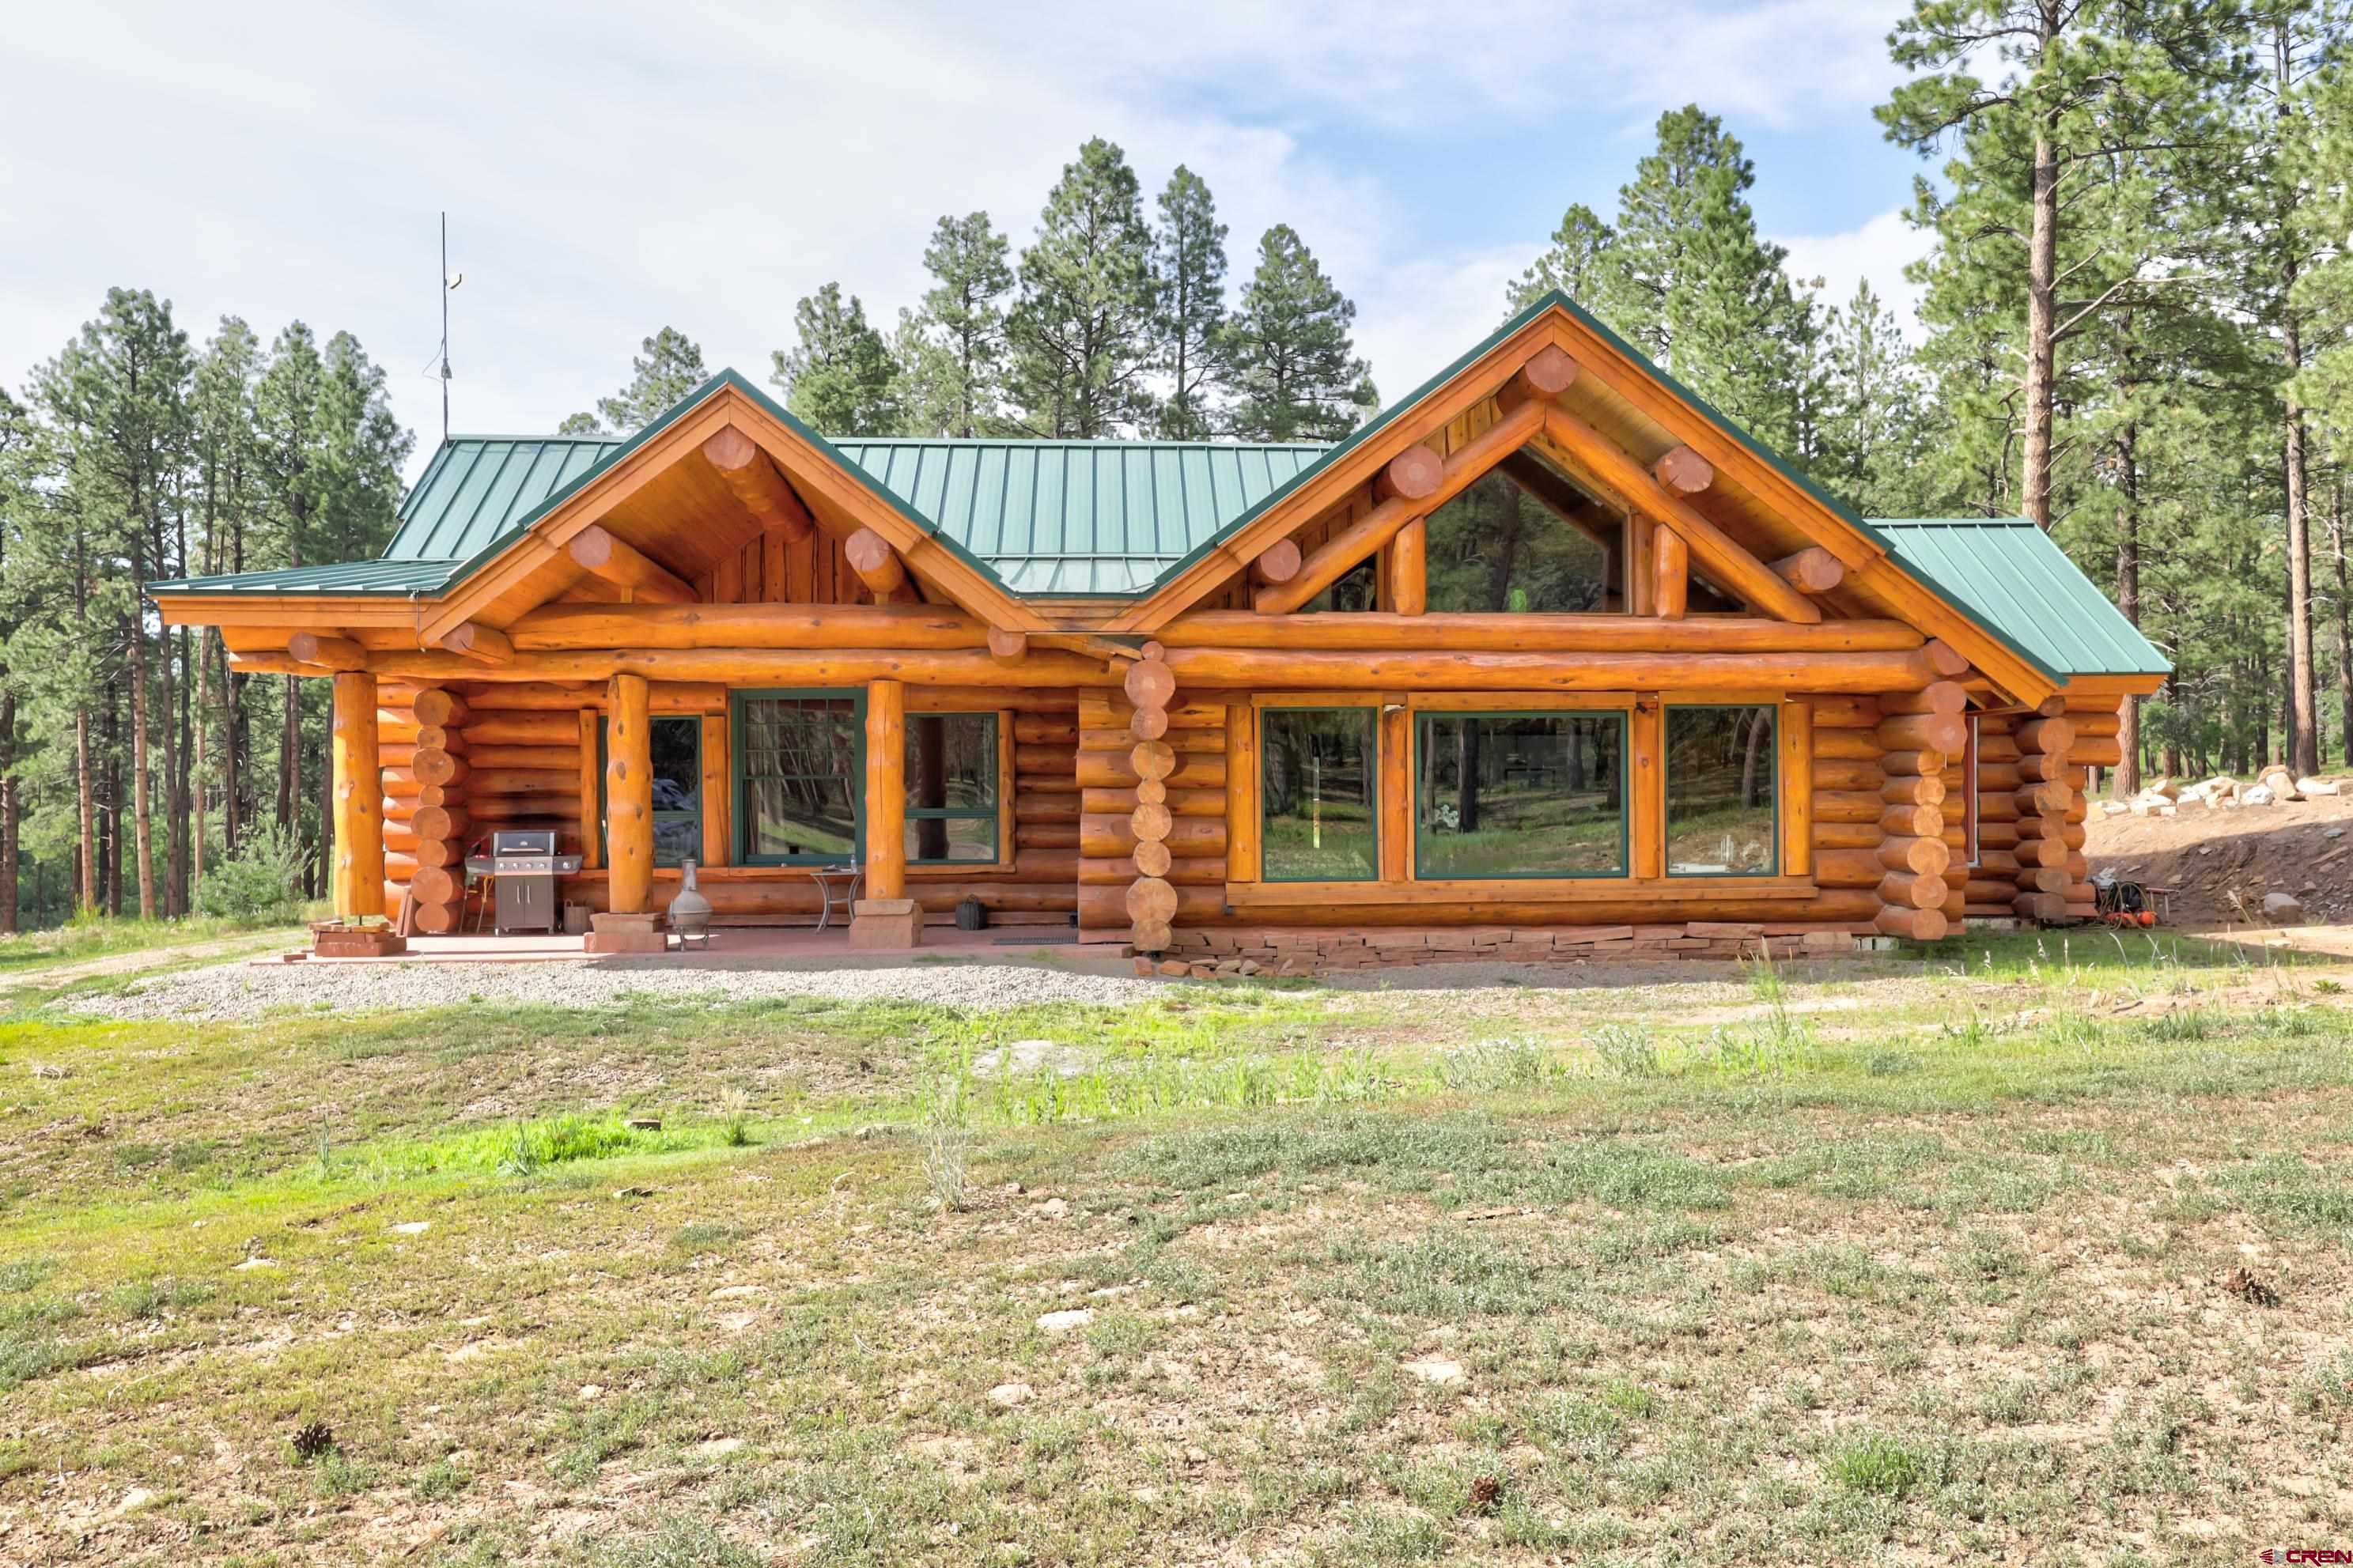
[1221,225,1378,443]
[189,315,261,878]
[590,327,709,433]
[902,213,1013,438]
[1814,281,1934,516]
[1505,203,1617,320]
[1606,107,1818,452]
[1881,0,2237,529]
[1007,138,1159,437]
[772,283,902,436]
[1151,168,1228,439]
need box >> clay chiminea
[668,860,714,946]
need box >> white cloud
[0,0,1917,482]
[1776,209,1936,335]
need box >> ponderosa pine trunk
[192,629,209,898]
[2277,21,2320,778]
[2113,421,2142,795]
[128,605,156,920]
[75,708,96,914]
[2022,106,2060,531]
[2336,480,2352,768]
[0,690,17,935]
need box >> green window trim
[731,689,865,867]
[1259,705,1380,883]
[906,711,1001,866]
[1413,709,1630,882]
[596,714,704,869]
[1663,703,1779,879]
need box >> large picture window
[736,692,861,864]
[1665,705,1777,876]
[1260,708,1378,881]
[1416,712,1625,878]
[600,714,702,867]
[1424,461,1626,614]
[906,712,1000,864]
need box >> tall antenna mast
[436,212,463,440]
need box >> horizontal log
[1016,744,1079,774]
[1881,803,1943,837]
[1078,697,1230,731]
[2015,717,2075,755]
[470,795,579,823]
[1878,871,1947,910]
[1814,760,1886,792]
[1879,682,1969,716]
[510,602,989,651]
[1014,718,1080,745]
[412,689,471,728]
[465,744,581,771]
[1879,749,1945,778]
[1078,856,1227,886]
[1163,647,1951,694]
[1879,836,1951,876]
[1078,883,1225,929]
[1878,712,1967,754]
[1076,752,1228,791]
[1965,878,2018,903]
[1815,848,1892,889]
[1014,824,1080,849]
[441,622,514,664]
[460,712,583,746]
[1810,822,1880,851]
[1882,774,1946,807]
[349,648,1125,687]
[1080,814,1227,859]
[1014,795,1080,824]
[468,768,578,797]
[1771,547,1844,594]
[1160,611,1924,655]
[2014,782,2071,815]
[702,426,815,542]
[1812,730,1882,761]
[1078,727,1224,755]
[288,631,367,670]
[1813,790,1887,825]
[563,875,1075,918]
[1803,698,1882,729]
[2014,892,2067,923]
[1082,786,1228,817]
[1874,905,1948,941]
[2071,735,2123,767]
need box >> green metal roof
[147,557,467,595]
[831,438,1326,595]
[387,436,625,560]
[1867,518,2167,679]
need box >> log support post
[331,672,384,920]
[1389,517,1427,614]
[852,678,921,949]
[605,672,653,916]
[1652,527,1689,620]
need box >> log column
[331,672,384,920]
[606,672,654,915]
[850,678,921,948]
[393,686,472,932]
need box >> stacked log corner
[1076,681,1229,946]
[1120,654,1180,954]
[2011,712,2078,924]
[1868,683,1956,943]
[384,686,472,933]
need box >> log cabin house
[149,294,2167,968]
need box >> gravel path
[70,958,1176,1022]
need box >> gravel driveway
[70,958,1177,1022]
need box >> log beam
[1539,402,1821,622]
[845,527,917,604]
[1163,645,1955,694]
[1652,446,1714,495]
[1492,344,1579,413]
[702,426,814,541]
[1771,547,1845,595]
[289,631,368,671]
[440,622,514,664]
[569,524,698,605]
[330,673,384,919]
[511,602,989,651]
[1250,538,1303,588]
[1371,444,1443,504]
[1257,398,1545,615]
[1162,610,1925,653]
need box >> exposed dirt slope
[2083,780,2353,925]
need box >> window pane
[906,814,997,864]
[1417,713,1625,877]
[907,714,995,813]
[653,815,701,866]
[1261,708,1377,881]
[740,696,861,863]
[1425,463,1624,614]
[649,717,700,811]
[1303,557,1379,613]
[1666,706,1776,875]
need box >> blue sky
[1,1,1935,485]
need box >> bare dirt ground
[2084,778,2353,926]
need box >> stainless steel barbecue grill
[462,829,584,935]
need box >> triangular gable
[414,372,1055,644]
[1109,292,2067,704]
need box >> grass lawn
[3,932,2350,1563]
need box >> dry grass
[2,931,2350,1564]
